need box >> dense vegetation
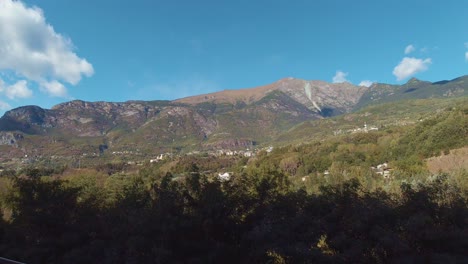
[0,171,466,263]
[0,103,466,263]
[256,104,467,187]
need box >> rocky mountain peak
[407,77,421,83]
[4,105,47,123]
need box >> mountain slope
[0,76,466,162]
[273,97,468,145]
[177,77,366,115]
[355,75,468,109]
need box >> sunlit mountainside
[0,75,466,166]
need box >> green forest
[0,104,467,263]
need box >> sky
[0,0,467,113]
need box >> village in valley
[0,122,397,181]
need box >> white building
[218,172,231,181]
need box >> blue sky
[0,0,467,113]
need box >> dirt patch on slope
[426,147,468,173]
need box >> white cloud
[392,57,432,81]
[465,43,468,61]
[0,100,11,110]
[359,80,373,87]
[0,0,93,98]
[40,80,67,97]
[332,71,349,83]
[404,44,415,54]
[0,80,33,99]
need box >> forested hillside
[0,102,466,263]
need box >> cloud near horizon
[0,100,11,110]
[40,80,68,98]
[465,43,468,61]
[359,80,373,87]
[393,57,432,81]
[0,0,93,101]
[404,44,415,55]
[0,79,33,100]
[332,71,349,83]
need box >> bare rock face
[275,78,367,115]
[192,111,217,137]
[176,77,368,117]
[203,138,256,149]
[0,132,23,146]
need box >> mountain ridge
[176,77,366,115]
[0,75,466,162]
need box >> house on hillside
[150,153,166,163]
[244,151,254,157]
[350,123,379,134]
[226,150,237,156]
[372,162,392,179]
[218,172,232,181]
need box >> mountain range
[0,75,466,162]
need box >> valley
[0,75,467,263]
